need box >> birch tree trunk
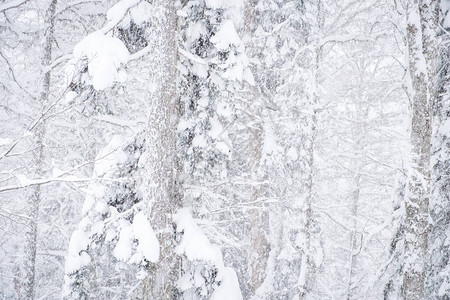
[402,0,437,298]
[22,1,57,298]
[141,1,180,298]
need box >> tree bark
[244,0,270,295]
[22,0,57,298]
[426,1,450,298]
[402,1,437,299]
[141,1,180,299]
[299,1,322,297]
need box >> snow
[243,67,255,85]
[131,211,160,263]
[94,135,128,176]
[205,0,244,26]
[65,229,91,274]
[129,1,152,25]
[107,0,152,26]
[71,32,129,90]
[0,138,12,146]
[208,117,224,139]
[192,135,207,148]
[286,147,298,161]
[222,60,245,82]
[174,208,244,298]
[210,267,243,300]
[64,90,77,103]
[261,124,284,166]
[177,9,188,18]
[209,19,253,84]
[211,20,241,50]
[106,0,141,26]
[113,220,133,261]
[173,208,224,267]
[81,185,105,214]
[15,174,31,187]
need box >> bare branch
[0,0,29,12]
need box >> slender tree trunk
[346,171,361,300]
[345,57,371,300]
[141,1,180,299]
[248,128,269,295]
[345,101,364,300]
[299,2,322,297]
[245,0,270,295]
[298,109,319,299]
[299,44,320,300]
[22,1,57,298]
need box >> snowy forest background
[0,0,448,299]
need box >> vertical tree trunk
[426,1,449,298]
[345,58,369,300]
[346,165,361,300]
[299,2,322,297]
[402,1,437,299]
[299,42,320,300]
[141,1,180,299]
[22,0,57,298]
[244,0,270,295]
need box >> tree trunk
[141,1,180,299]
[22,0,57,298]
[426,1,449,298]
[299,2,322,297]
[244,0,270,296]
[402,1,436,299]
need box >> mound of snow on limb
[211,267,243,300]
[174,208,243,299]
[173,208,224,268]
[65,229,91,274]
[72,32,129,90]
[113,212,160,263]
[131,211,160,263]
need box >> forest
[0,0,448,299]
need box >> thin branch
[0,0,29,12]
[0,49,36,100]
[0,176,125,193]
